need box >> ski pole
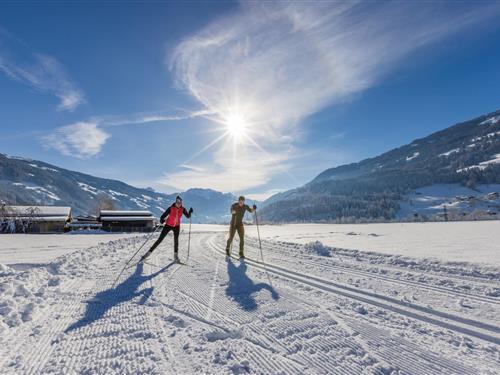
[229,214,235,255]
[254,210,272,286]
[112,225,161,287]
[186,215,192,263]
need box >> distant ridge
[260,110,500,222]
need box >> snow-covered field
[0,233,138,267]
[1,224,499,374]
[193,221,500,266]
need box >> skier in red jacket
[140,195,193,263]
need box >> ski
[225,253,248,262]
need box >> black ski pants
[149,224,180,254]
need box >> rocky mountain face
[260,110,500,222]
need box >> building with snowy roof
[98,210,156,232]
[69,215,102,231]
[1,205,71,233]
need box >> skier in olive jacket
[226,196,257,259]
[140,195,193,263]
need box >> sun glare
[224,112,248,141]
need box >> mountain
[260,110,500,222]
[0,155,248,223]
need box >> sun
[224,112,248,141]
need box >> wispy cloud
[42,122,110,159]
[42,109,205,158]
[166,1,499,192]
[0,27,84,111]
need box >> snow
[12,185,61,201]
[108,189,128,197]
[78,182,99,195]
[457,155,500,172]
[480,115,500,125]
[405,151,419,161]
[0,233,138,266]
[228,221,500,266]
[470,132,500,143]
[100,216,155,221]
[130,197,151,209]
[0,226,498,374]
[8,205,71,217]
[486,130,500,138]
[100,210,152,216]
[439,148,460,157]
[28,163,58,172]
[25,186,60,201]
[5,155,33,162]
[480,153,500,167]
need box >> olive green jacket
[230,202,254,226]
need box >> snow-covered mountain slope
[397,183,500,219]
[1,230,498,374]
[261,109,500,222]
[0,154,247,222]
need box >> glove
[253,204,257,210]
[231,210,237,215]
[189,207,193,214]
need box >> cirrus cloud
[165,1,500,193]
[0,27,85,112]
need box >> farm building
[69,215,102,231]
[1,205,71,233]
[98,210,156,232]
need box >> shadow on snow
[225,259,279,311]
[66,261,175,332]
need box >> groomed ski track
[1,231,499,374]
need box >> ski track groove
[153,238,370,374]
[207,233,496,374]
[251,236,500,286]
[158,249,309,373]
[200,239,385,374]
[347,319,477,375]
[208,236,500,345]
[249,237,500,288]
[247,238,500,306]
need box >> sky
[1,1,500,201]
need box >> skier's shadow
[66,261,174,333]
[225,259,279,311]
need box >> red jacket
[161,204,190,227]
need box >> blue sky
[1,1,500,200]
